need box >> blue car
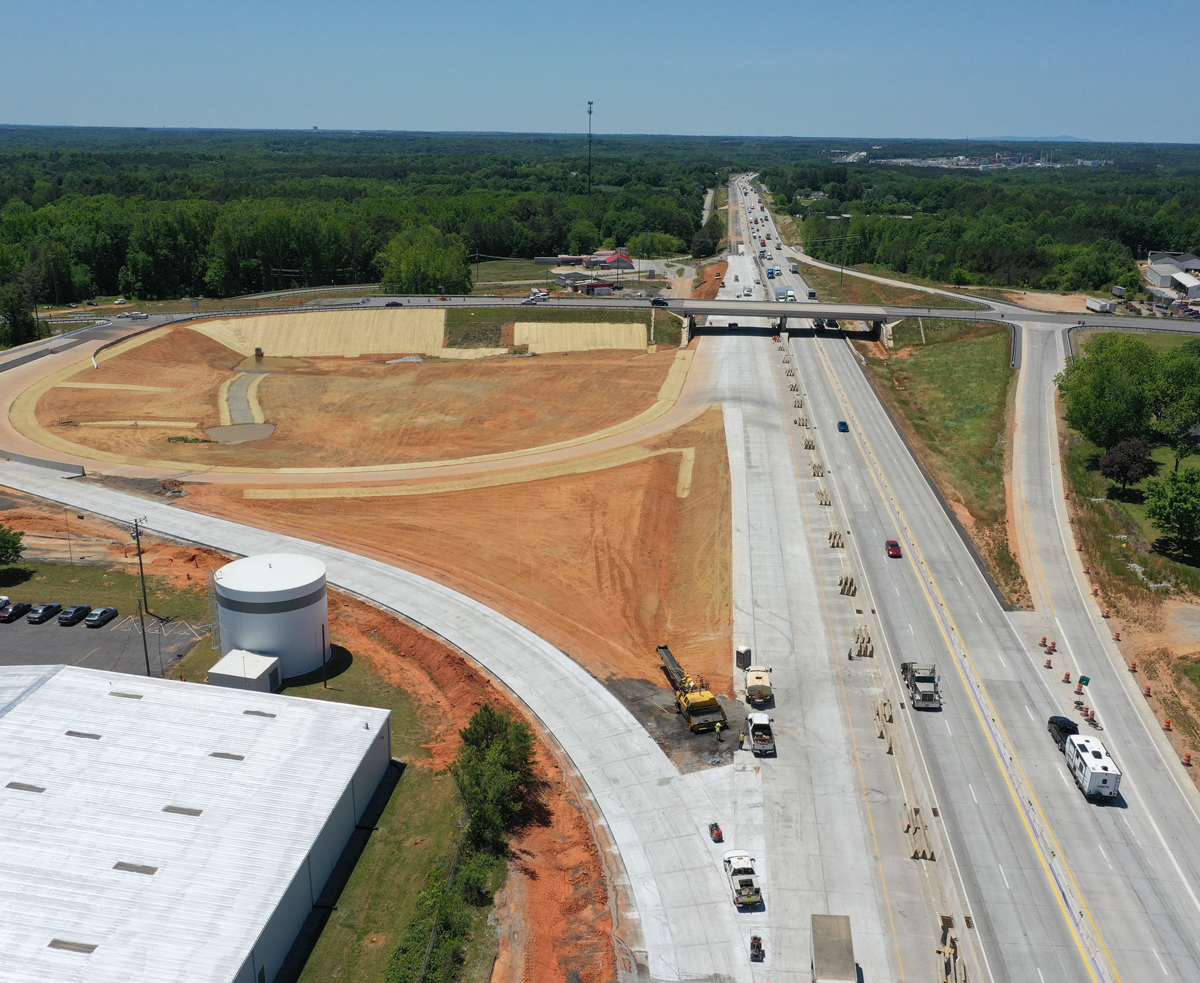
[837,421,849,433]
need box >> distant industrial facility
[1146,252,1200,300]
[214,554,330,680]
[0,664,392,983]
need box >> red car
[885,540,902,558]
[384,300,402,307]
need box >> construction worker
[738,730,746,749]
[715,721,724,742]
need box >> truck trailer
[1065,734,1122,798]
[1086,297,1116,313]
[811,914,856,983]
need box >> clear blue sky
[2,0,1195,143]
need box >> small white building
[208,650,281,692]
[1173,271,1200,300]
[0,664,393,983]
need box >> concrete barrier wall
[0,450,85,475]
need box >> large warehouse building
[0,664,392,983]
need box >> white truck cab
[1065,734,1121,798]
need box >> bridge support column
[777,316,787,331]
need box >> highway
[736,176,1200,982]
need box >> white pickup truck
[723,851,763,907]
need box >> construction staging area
[7,202,1200,983]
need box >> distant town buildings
[868,152,1113,171]
[535,250,634,270]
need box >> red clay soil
[326,595,616,983]
[691,262,729,301]
[39,327,678,469]
[182,405,734,696]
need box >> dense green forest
[0,126,1198,323]
[762,161,1200,292]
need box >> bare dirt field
[35,326,679,469]
[692,261,729,301]
[1001,290,1095,313]
[181,405,733,698]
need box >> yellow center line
[811,335,1120,983]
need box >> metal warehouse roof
[0,664,390,983]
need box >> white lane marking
[1037,969,1046,983]
[909,623,915,635]
[997,652,1007,668]
[1025,705,1035,721]
[969,783,979,804]
[1058,767,1072,791]
[998,863,1011,890]
[1153,948,1168,976]
[944,719,953,737]
[976,611,984,623]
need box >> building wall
[240,713,392,982]
[217,593,330,679]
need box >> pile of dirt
[183,405,734,697]
[38,328,680,470]
[0,486,229,588]
[327,594,616,983]
[691,262,729,301]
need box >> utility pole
[132,518,150,615]
[137,598,152,677]
[587,101,593,197]
[64,513,74,566]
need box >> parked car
[84,606,120,628]
[885,540,903,558]
[650,297,669,307]
[86,300,99,306]
[1047,715,1079,751]
[0,595,9,609]
[28,603,63,624]
[0,602,32,623]
[58,604,92,626]
[837,421,849,432]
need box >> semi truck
[776,286,788,300]
[658,645,728,733]
[901,662,942,709]
[811,915,856,983]
[789,262,799,273]
[1065,734,1122,798]
[1086,297,1116,313]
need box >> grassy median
[859,319,1028,606]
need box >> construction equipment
[658,645,728,733]
[900,662,942,709]
[745,665,773,705]
[708,821,724,842]
[750,935,765,962]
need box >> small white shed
[208,649,282,692]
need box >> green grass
[470,259,550,283]
[864,320,1027,604]
[168,633,466,983]
[445,305,678,348]
[1063,435,1200,600]
[1074,328,1199,354]
[0,559,211,621]
[796,259,983,309]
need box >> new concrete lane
[1011,325,1200,979]
[0,460,747,983]
[786,328,1097,983]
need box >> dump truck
[744,665,772,705]
[900,662,942,709]
[811,914,856,983]
[658,645,728,733]
[746,712,776,755]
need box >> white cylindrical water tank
[214,553,330,679]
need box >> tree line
[761,162,1200,292]
[1058,334,1200,542]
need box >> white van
[1065,734,1121,798]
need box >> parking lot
[0,612,212,677]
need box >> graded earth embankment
[513,321,646,353]
[182,405,733,695]
[188,308,447,357]
[30,327,684,470]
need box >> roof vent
[210,752,245,761]
[243,710,276,718]
[48,939,97,953]
[110,692,143,700]
[66,731,101,740]
[113,861,158,875]
[162,805,203,817]
[7,781,46,793]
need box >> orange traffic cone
[1063,671,1072,684]
[1165,719,1173,732]
[1144,686,1152,697]
[1044,657,1053,669]
[1075,683,1084,695]
[1130,661,1137,673]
